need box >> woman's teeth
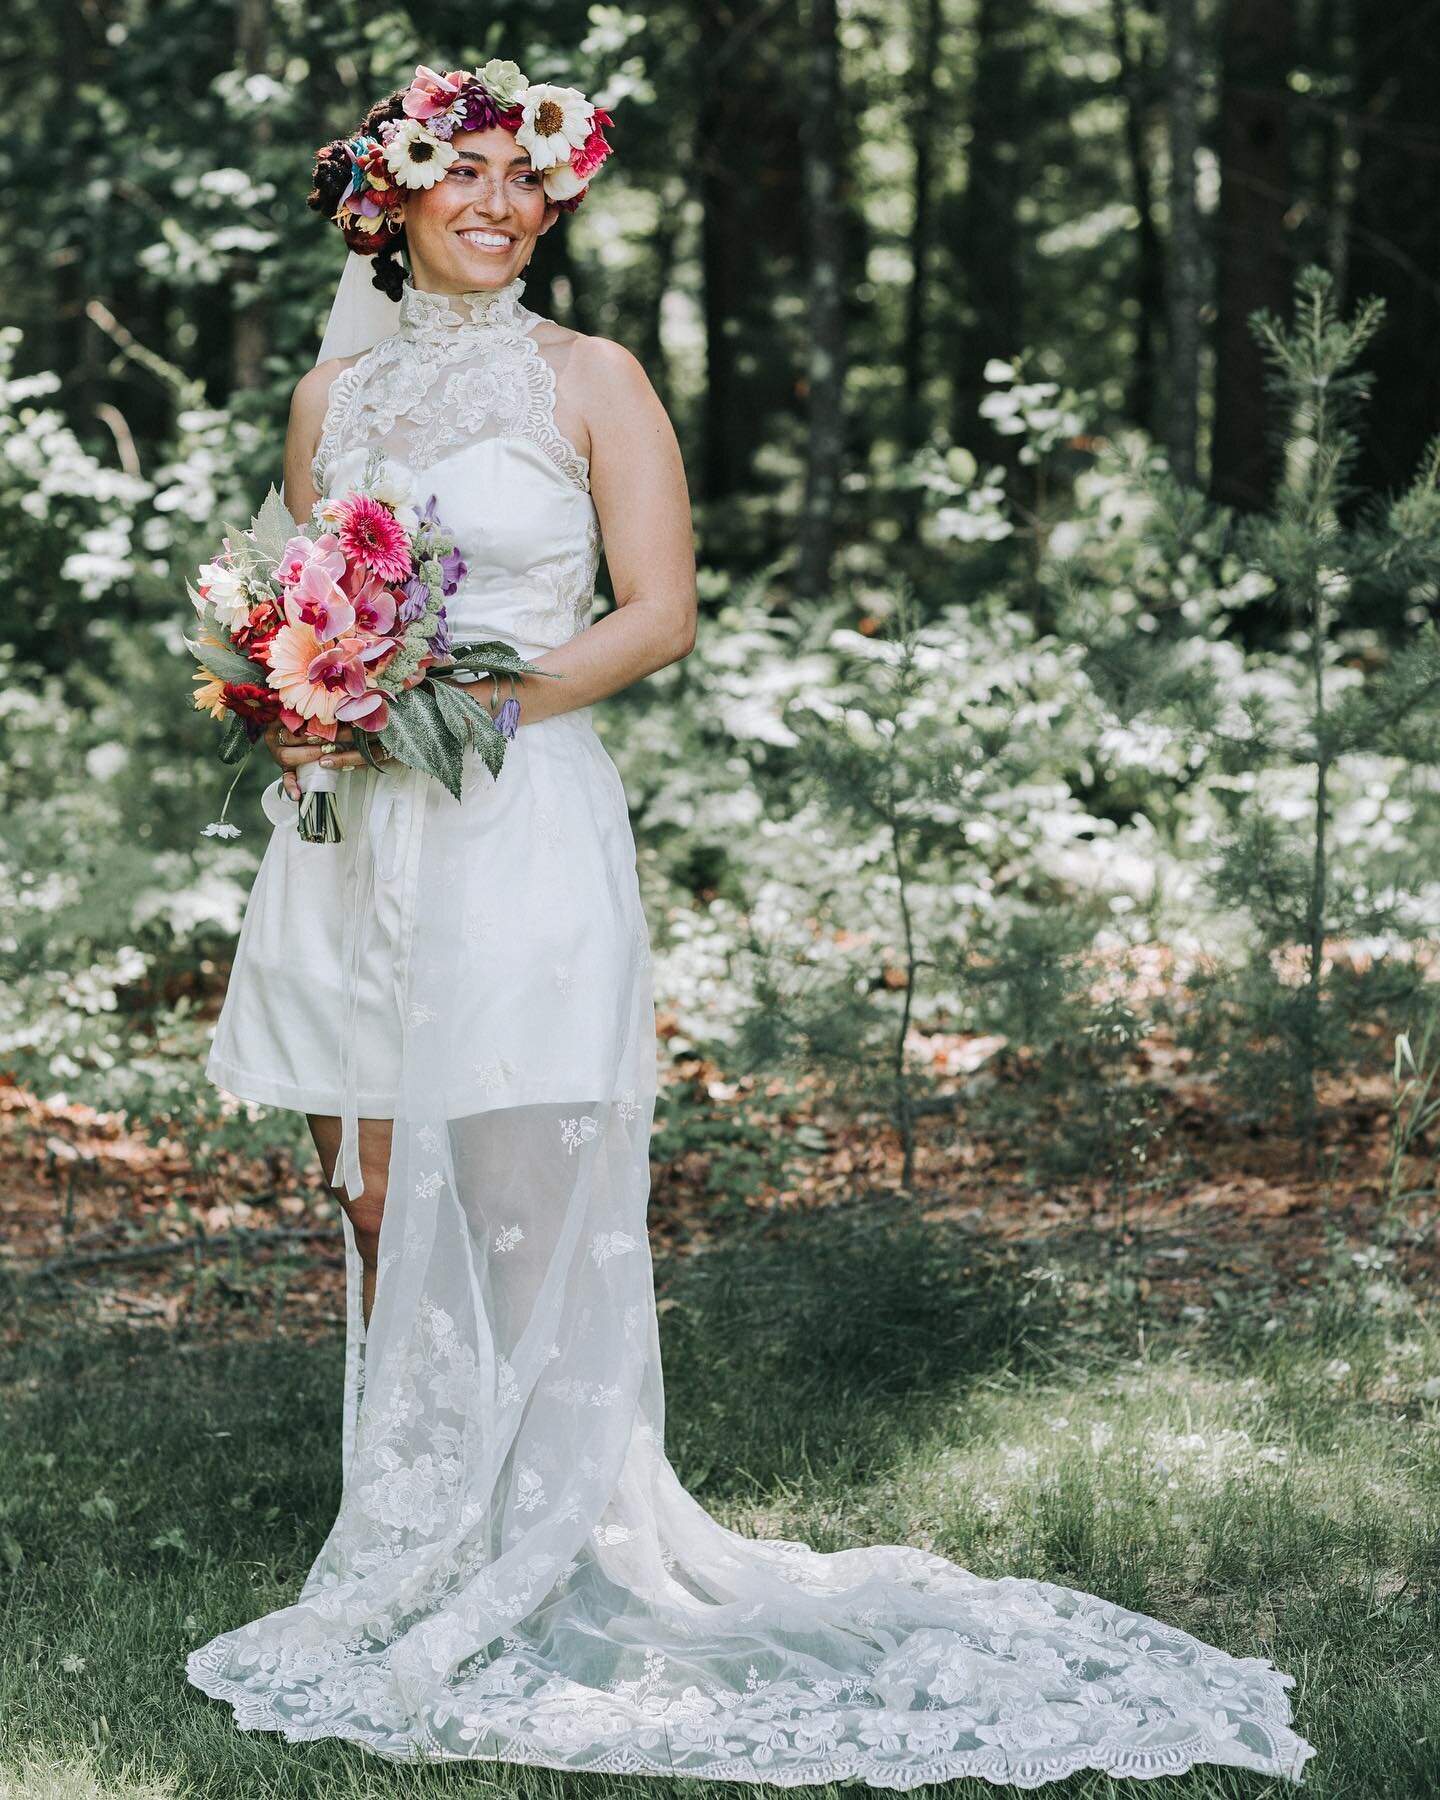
[460,231,513,251]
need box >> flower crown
[320,58,614,255]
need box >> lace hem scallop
[184,1633,1316,1791]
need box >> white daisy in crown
[382,120,459,188]
[515,84,595,171]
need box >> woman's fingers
[275,743,330,770]
[264,722,343,770]
[264,722,387,774]
[282,770,301,802]
[319,747,390,770]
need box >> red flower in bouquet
[223,681,282,727]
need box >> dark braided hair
[307,91,411,301]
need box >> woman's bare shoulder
[289,351,366,432]
[569,330,653,396]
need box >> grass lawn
[2,1203,1437,1798]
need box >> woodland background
[2,5,1440,1790]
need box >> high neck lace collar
[398,277,528,337]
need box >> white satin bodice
[312,276,601,656]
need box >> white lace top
[311,275,601,656]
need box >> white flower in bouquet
[197,561,251,630]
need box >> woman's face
[400,125,559,294]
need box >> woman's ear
[538,200,561,237]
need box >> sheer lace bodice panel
[311,277,601,656]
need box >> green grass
[2,1205,1438,1798]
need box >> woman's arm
[282,356,350,525]
[490,336,698,728]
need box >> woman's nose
[465,176,511,217]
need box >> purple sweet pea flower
[427,609,452,659]
[419,494,441,527]
[398,575,430,624]
[494,695,521,739]
[440,548,468,596]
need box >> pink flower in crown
[570,115,613,182]
[330,493,413,584]
[283,560,356,640]
[277,532,344,590]
[403,65,466,122]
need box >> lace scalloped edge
[309,323,591,499]
[185,1643,1317,1791]
[310,356,371,495]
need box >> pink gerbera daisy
[332,494,412,584]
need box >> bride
[187,57,1316,1790]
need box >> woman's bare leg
[307,1114,393,1327]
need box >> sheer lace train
[188,275,1316,1789]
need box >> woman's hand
[262,721,394,803]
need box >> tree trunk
[1210,0,1297,510]
[1348,0,1440,495]
[697,2,766,502]
[1162,0,1203,485]
[230,0,271,393]
[902,0,945,449]
[1113,0,1164,437]
[951,0,1031,466]
[795,0,848,601]
[1321,4,1358,306]
[637,178,684,414]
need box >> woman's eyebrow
[452,150,534,169]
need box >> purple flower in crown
[494,696,521,739]
[419,494,441,527]
[398,575,430,624]
[427,609,453,659]
[440,548,468,596]
[458,86,505,132]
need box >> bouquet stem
[296,759,344,844]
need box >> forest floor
[1,983,1437,1796]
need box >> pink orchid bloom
[303,634,378,702]
[337,690,391,731]
[285,561,356,640]
[403,65,464,121]
[277,532,345,589]
[348,570,399,636]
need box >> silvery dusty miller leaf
[249,486,300,565]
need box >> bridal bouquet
[186,455,550,843]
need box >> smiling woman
[183,52,1315,1799]
[305,59,613,303]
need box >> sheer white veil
[274,253,398,516]
[315,249,403,365]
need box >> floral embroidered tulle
[312,278,591,498]
[190,274,1317,1791]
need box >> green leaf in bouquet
[218,713,254,765]
[183,632,270,688]
[445,639,561,680]
[431,676,507,780]
[354,730,389,772]
[378,683,467,802]
[249,486,300,565]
